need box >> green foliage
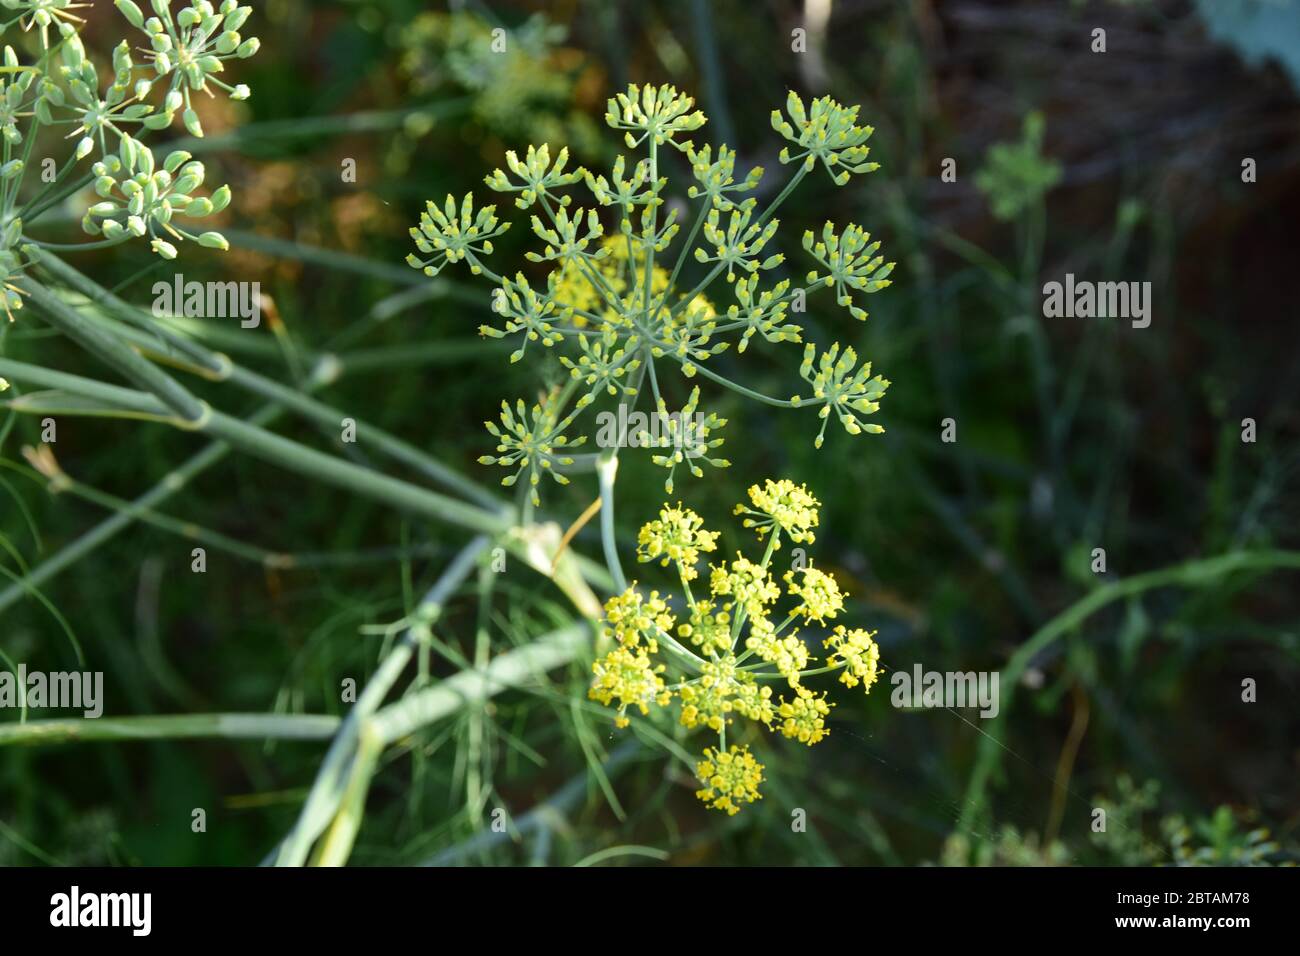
[1089,777,1290,867]
[407,83,895,499]
[0,0,260,268]
[394,10,602,157]
[974,111,1062,221]
[1163,806,1286,867]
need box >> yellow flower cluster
[735,478,820,545]
[825,625,882,691]
[679,656,776,732]
[775,687,832,745]
[695,745,764,815]
[676,601,732,654]
[553,234,716,333]
[637,503,720,580]
[587,483,884,815]
[709,556,780,618]
[602,587,674,648]
[745,621,810,686]
[589,586,676,727]
[679,657,739,732]
[589,644,669,728]
[785,563,845,623]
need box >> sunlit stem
[596,450,625,593]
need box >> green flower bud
[61,35,85,71]
[115,0,146,28]
[163,150,192,174]
[209,184,231,213]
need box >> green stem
[369,623,591,745]
[597,451,626,593]
[65,278,503,511]
[957,548,1300,834]
[642,139,658,326]
[273,537,491,867]
[0,713,340,746]
[164,101,471,155]
[222,229,424,286]
[665,199,709,302]
[0,357,336,616]
[205,408,509,535]
[26,237,130,252]
[683,357,799,408]
[16,151,79,222]
[23,279,207,422]
[38,252,225,375]
[23,170,94,224]
[751,663,839,680]
[310,722,382,867]
[37,465,279,566]
[757,163,808,226]
[0,358,511,535]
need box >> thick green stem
[596,451,626,593]
[38,252,226,376]
[0,358,511,535]
[0,358,336,616]
[370,622,590,745]
[272,536,490,867]
[0,713,340,746]
[23,279,207,423]
[206,410,509,534]
[52,264,504,511]
[310,722,382,867]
